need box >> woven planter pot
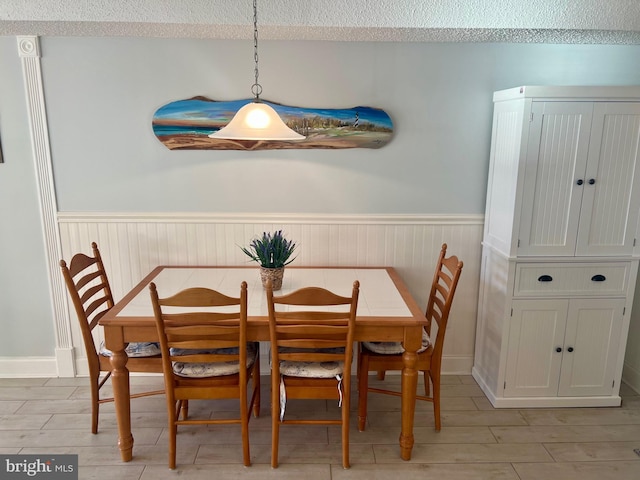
[259,266,285,291]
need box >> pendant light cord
[251,0,263,102]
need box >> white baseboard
[442,356,473,375]
[0,357,58,378]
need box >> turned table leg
[399,326,420,460]
[109,340,133,462]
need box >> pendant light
[209,0,304,141]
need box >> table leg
[110,347,133,462]
[400,329,420,460]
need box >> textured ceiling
[2,0,640,44]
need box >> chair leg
[241,389,251,466]
[271,373,280,468]
[168,405,177,469]
[376,370,386,380]
[357,352,369,432]
[252,355,261,418]
[423,370,430,396]
[342,384,350,469]
[90,374,100,434]
[180,399,189,420]
[431,371,441,431]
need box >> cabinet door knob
[588,178,596,185]
[556,347,562,353]
[576,179,584,185]
[591,274,606,282]
[567,347,574,352]
[538,275,553,282]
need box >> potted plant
[240,230,297,290]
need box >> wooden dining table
[99,266,427,462]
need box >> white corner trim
[18,36,74,369]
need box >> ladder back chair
[266,279,360,469]
[60,242,163,434]
[149,281,260,469]
[357,243,463,432]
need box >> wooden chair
[357,243,463,432]
[60,242,163,434]
[149,281,260,469]
[266,279,360,469]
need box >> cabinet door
[576,103,640,256]
[518,102,593,256]
[558,298,625,396]
[504,299,568,397]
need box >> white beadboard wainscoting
[56,212,484,378]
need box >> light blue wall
[2,36,640,358]
[43,38,640,214]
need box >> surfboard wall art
[152,97,393,151]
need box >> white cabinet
[505,298,625,398]
[473,86,640,408]
[519,101,640,257]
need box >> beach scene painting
[152,97,393,150]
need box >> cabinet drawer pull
[538,275,553,282]
[556,347,562,353]
[591,274,606,282]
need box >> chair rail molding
[18,36,75,377]
[58,211,484,377]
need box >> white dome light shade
[209,102,304,141]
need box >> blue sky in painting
[153,97,393,129]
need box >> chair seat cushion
[362,328,430,355]
[275,347,346,420]
[170,342,259,378]
[279,360,344,378]
[100,341,161,358]
[274,346,345,378]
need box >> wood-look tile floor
[1,374,639,479]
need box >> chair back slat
[159,287,241,307]
[83,296,112,320]
[282,336,347,344]
[75,269,104,292]
[279,352,344,362]
[169,352,240,363]
[67,252,98,277]
[167,336,240,350]
[272,286,353,306]
[87,312,107,331]
[79,282,109,305]
[275,324,350,335]
[161,312,243,325]
[275,312,352,323]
